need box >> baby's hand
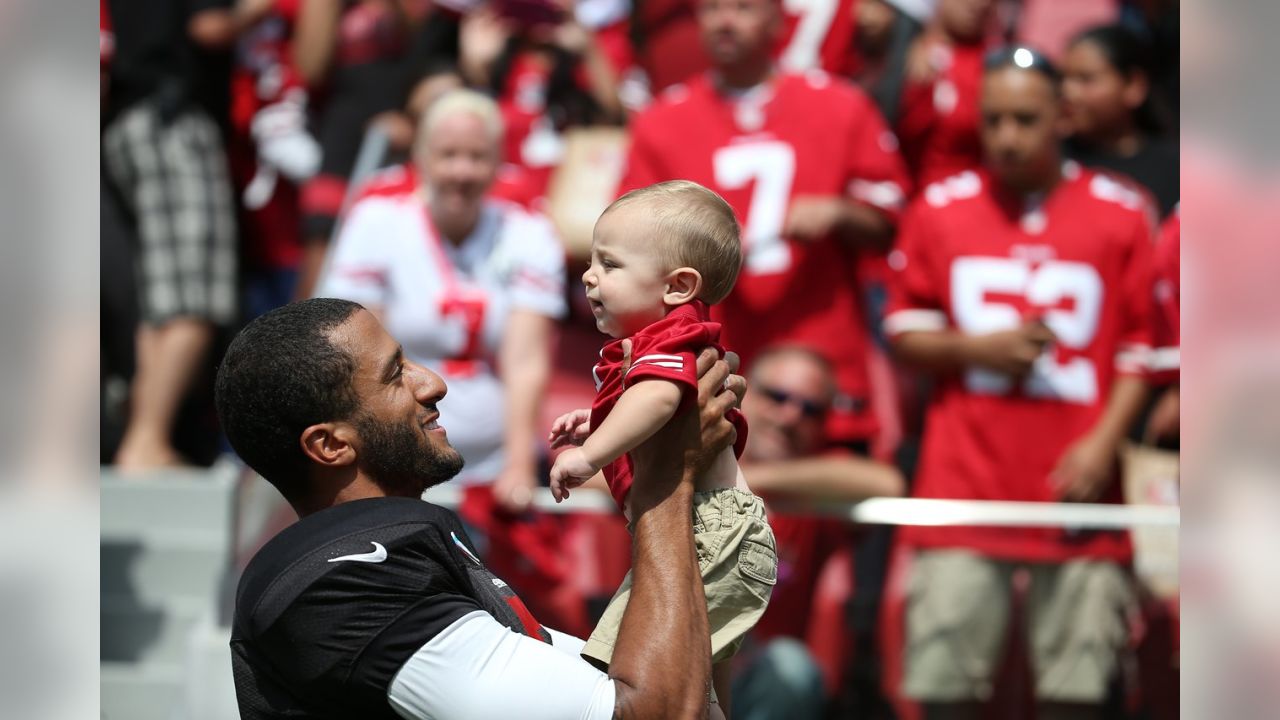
[548,447,598,502]
[548,408,592,450]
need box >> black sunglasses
[758,386,828,419]
[983,46,1061,83]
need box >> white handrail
[422,486,1179,529]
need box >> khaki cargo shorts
[903,549,1137,703]
[582,488,777,667]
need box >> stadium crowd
[101,0,1180,717]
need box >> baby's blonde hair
[604,180,743,304]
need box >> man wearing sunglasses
[731,345,905,719]
[885,48,1156,720]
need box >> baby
[547,180,777,711]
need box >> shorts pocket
[738,539,778,586]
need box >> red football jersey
[775,0,857,76]
[622,71,911,442]
[884,164,1157,562]
[896,41,985,189]
[590,301,749,510]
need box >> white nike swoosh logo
[328,542,387,563]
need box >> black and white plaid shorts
[103,101,237,326]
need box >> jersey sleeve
[313,198,393,306]
[622,321,709,410]
[842,88,912,223]
[503,210,568,319]
[1115,209,1159,378]
[234,537,485,717]
[387,611,615,720]
[883,199,948,337]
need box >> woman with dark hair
[1062,24,1179,217]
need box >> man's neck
[999,163,1065,204]
[714,60,774,92]
[291,471,387,519]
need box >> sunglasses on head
[983,45,1060,82]
[759,386,828,419]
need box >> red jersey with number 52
[622,71,910,442]
[884,165,1156,562]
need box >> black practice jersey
[231,496,550,719]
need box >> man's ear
[664,267,703,306]
[299,422,359,469]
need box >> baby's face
[583,204,671,338]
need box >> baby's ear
[663,267,703,306]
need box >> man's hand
[964,320,1056,376]
[782,196,845,242]
[491,464,537,513]
[548,447,599,502]
[1050,431,1119,502]
[548,408,592,449]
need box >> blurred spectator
[1063,24,1178,218]
[293,0,428,299]
[313,89,587,633]
[885,48,1156,719]
[848,0,914,114]
[102,0,239,471]
[229,0,322,318]
[627,0,707,93]
[897,0,995,187]
[622,0,911,449]
[733,345,905,719]
[459,0,624,198]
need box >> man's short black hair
[215,298,365,493]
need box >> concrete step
[102,596,206,666]
[102,533,229,604]
[101,462,238,539]
[102,661,184,720]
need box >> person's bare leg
[712,660,733,719]
[923,702,982,720]
[114,317,214,471]
[1038,702,1102,720]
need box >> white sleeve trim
[1148,347,1180,372]
[1115,343,1153,374]
[849,179,906,212]
[883,309,948,336]
[388,611,615,720]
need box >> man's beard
[355,413,465,497]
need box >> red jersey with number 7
[884,164,1157,562]
[621,71,911,443]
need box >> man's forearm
[834,201,895,252]
[1089,374,1149,444]
[745,456,905,502]
[891,330,974,373]
[499,312,553,473]
[609,478,708,719]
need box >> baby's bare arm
[580,380,683,471]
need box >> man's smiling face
[330,310,465,496]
